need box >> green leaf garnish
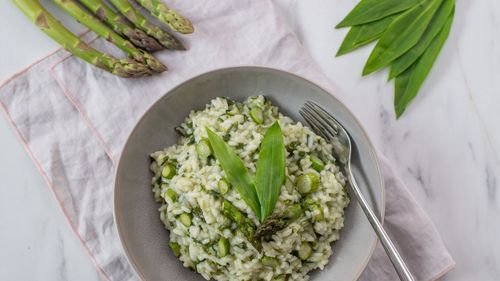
[336,0,419,28]
[337,13,399,57]
[362,0,443,76]
[388,0,455,79]
[335,0,455,118]
[206,128,261,219]
[255,122,286,222]
[394,12,454,117]
[207,122,287,222]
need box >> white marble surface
[0,0,498,280]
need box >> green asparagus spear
[303,197,324,221]
[53,0,166,73]
[134,0,194,34]
[109,0,185,50]
[13,0,152,77]
[78,0,163,51]
[254,204,302,241]
[222,200,261,250]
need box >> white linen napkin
[0,0,454,280]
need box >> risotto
[149,96,349,281]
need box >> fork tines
[299,101,339,141]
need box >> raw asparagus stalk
[78,0,163,51]
[222,200,261,250]
[134,0,193,34]
[109,0,185,50]
[53,0,166,73]
[12,0,152,77]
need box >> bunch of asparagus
[13,0,194,77]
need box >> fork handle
[346,167,416,281]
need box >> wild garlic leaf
[336,0,419,28]
[337,13,399,56]
[206,127,261,219]
[363,0,443,76]
[394,12,454,118]
[254,122,286,222]
[389,0,455,79]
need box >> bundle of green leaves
[206,122,286,222]
[336,0,455,118]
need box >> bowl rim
[114,66,385,281]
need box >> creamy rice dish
[149,96,349,281]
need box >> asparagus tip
[128,28,164,51]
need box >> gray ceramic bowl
[115,67,384,281]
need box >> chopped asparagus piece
[303,197,324,221]
[296,173,320,194]
[221,200,260,250]
[254,204,302,240]
[179,212,192,226]
[196,139,212,158]
[164,188,177,202]
[222,200,246,223]
[217,237,230,257]
[310,154,325,172]
[162,164,176,179]
[261,256,279,267]
[310,204,324,221]
[250,107,264,124]
[303,197,315,209]
[169,241,181,257]
[283,204,302,221]
[218,179,230,194]
[298,242,312,260]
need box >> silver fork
[300,101,416,281]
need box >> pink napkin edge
[376,153,456,280]
[0,30,95,89]
[0,101,114,281]
[430,262,456,281]
[0,44,115,281]
[0,31,117,165]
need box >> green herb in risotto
[150,96,349,281]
